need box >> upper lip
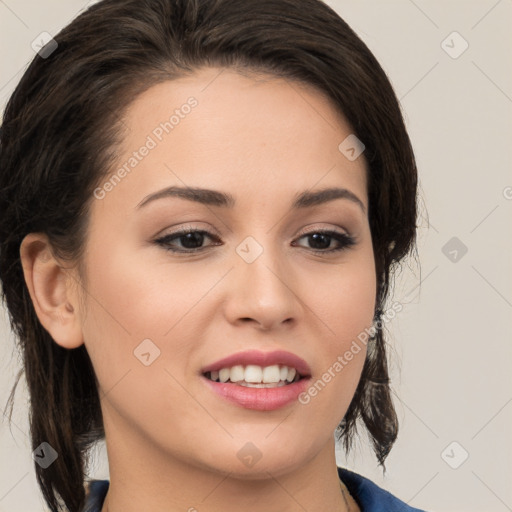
[201,350,311,377]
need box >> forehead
[93,66,368,215]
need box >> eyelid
[153,222,357,255]
[154,222,221,239]
[295,224,351,237]
[155,222,352,242]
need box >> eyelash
[154,226,356,255]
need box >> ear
[19,233,84,349]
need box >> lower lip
[202,376,311,411]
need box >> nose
[222,238,303,331]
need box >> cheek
[309,246,377,345]
[78,238,198,391]
[78,244,208,444]
[82,233,210,339]
[301,247,376,413]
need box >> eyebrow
[136,185,366,214]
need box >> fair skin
[20,67,375,512]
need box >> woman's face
[76,67,376,478]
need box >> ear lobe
[19,233,84,349]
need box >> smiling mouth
[203,364,304,388]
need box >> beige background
[1,1,511,511]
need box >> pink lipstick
[201,350,312,411]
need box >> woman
[0,0,424,511]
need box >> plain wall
[1,1,511,511]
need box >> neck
[99,413,358,512]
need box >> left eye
[154,228,355,254]
[292,230,356,253]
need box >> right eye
[154,227,222,253]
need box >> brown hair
[0,0,418,510]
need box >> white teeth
[239,381,288,388]
[230,365,244,382]
[219,368,230,383]
[244,365,263,383]
[206,364,301,385]
[262,365,281,383]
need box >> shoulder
[83,479,109,512]
[338,467,428,512]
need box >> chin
[210,455,304,481]
[191,435,318,481]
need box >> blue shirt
[83,467,427,511]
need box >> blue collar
[337,467,427,511]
